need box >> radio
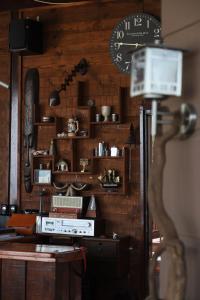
[37,217,104,237]
[52,195,83,209]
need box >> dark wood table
[0,243,84,300]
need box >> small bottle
[98,141,105,156]
[104,144,110,156]
[49,139,56,156]
[95,113,101,122]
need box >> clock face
[109,13,161,74]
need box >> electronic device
[37,216,104,237]
[9,19,43,55]
[52,195,83,210]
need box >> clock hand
[117,42,145,47]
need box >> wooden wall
[0,1,160,299]
[0,12,10,205]
[18,0,160,236]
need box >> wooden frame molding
[9,11,21,206]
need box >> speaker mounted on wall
[9,18,43,55]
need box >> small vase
[49,139,56,156]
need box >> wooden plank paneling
[0,12,10,205]
[17,0,159,243]
[26,261,56,300]
[0,1,160,299]
[1,259,26,300]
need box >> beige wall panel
[161,2,200,240]
[163,22,200,239]
[162,0,200,37]
[161,0,200,298]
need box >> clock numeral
[114,53,123,63]
[124,21,130,30]
[134,17,142,26]
[114,42,121,50]
[125,61,131,71]
[116,31,124,39]
[147,19,150,29]
[154,28,160,38]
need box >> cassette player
[38,217,104,237]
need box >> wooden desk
[0,243,84,300]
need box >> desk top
[0,243,84,262]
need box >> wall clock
[109,13,161,74]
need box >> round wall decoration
[109,13,161,74]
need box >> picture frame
[34,169,51,184]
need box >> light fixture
[130,43,183,144]
[0,81,9,89]
[49,58,88,106]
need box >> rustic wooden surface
[0,243,82,300]
[1,259,26,300]
[0,11,10,205]
[18,0,160,238]
[0,242,84,262]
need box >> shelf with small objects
[32,117,57,186]
[30,76,129,198]
[32,104,93,181]
[31,155,53,186]
[91,146,128,195]
[89,86,126,126]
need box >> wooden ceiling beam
[0,0,101,11]
[0,0,44,11]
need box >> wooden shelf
[34,122,56,126]
[77,105,91,110]
[82,189,125,196]
[52,171,92,175]
[32,84,128,199]
[93,156,124,160]
[32,155,53,159]
[52,171,70,174]
[54,136,89,140]
[91,121,121,125]
[32,183,52,186]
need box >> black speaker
[9,19,43,55]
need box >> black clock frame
[109,13,161,74]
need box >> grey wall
[160,0,200,298]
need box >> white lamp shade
[130,47,183,99]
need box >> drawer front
[82,240,118,258]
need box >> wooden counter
[0,243,84,300]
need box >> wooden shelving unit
[31,82,128,195]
